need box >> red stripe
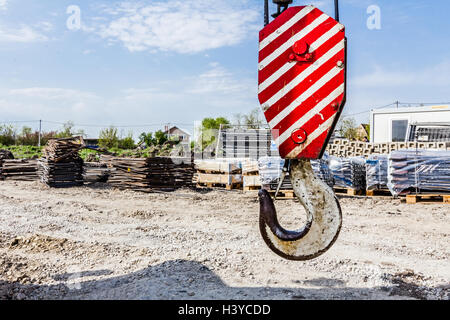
[259,29,344,105]
[278,98,342,158]
[259,7,305,43]
[259,8,323,63]
[273,71,344,138]
[259,17,338,84]
[263,50,345,125]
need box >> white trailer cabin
[370,105,450,143]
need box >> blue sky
[1,0,450,138]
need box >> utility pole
[396,101,399,109]
[38,120,42,147]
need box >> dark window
[392,120,408,142]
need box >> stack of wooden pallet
[242,160,261,191]
[0,150,14,180]
[1,159,38,181]
[194,160,242,190]
[38,137,85,188]
[106,157,195,191]
[389,149,450,196]
[147,157,194,190]
[83,162,110,183]
[106,158,150,191]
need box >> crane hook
[259,159,342,260]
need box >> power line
[342,102,397,117]
[342,100,450,118]
[0,119,194,128]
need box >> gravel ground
[0,181,448,300]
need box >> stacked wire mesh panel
[38,137,85,188]
[329,156,366,191]
[258,156,292,191]
[388,149,450,196]
[365,155,389,191]
[311,153,334,188]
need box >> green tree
[99,126,119,149]
[139,132,156,147]
[154,130,168,145]
[56,121,75,138]
[0,124,17,146]
[337,117,359,141]
[17,126,38,146]
[234,108,264,129]
[118,132,136,149]
[198,117,230,150]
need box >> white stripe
[261,39,344,103]
[258,14,329,71]
[259,24,344,94]
[275,83,344,145]
[260,6,314,51]
[285,115,336,158]
[309,23,344,52]
[269,65,343,128]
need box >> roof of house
[165,126,191,136]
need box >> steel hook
[259,159,342,261]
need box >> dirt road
[0,181,448,300]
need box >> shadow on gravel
[0,260,448,300]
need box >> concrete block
[418,143,427,149]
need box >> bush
[118,136,136,150]
[99,127,119,149]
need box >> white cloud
[1,64,258,137]
[92,0,259,54]
[187,63,253,95]
[0,24,48,43]
[9,88,97,100]
[353,60,450,88]
[35,21,54,32]
[0,0,7,11]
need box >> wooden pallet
[333,187,365,196]
[366,189,392,197]
[267,190,296,199]
[196,182,242,191]
[243,185,261,192]
[405,194,450,204]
